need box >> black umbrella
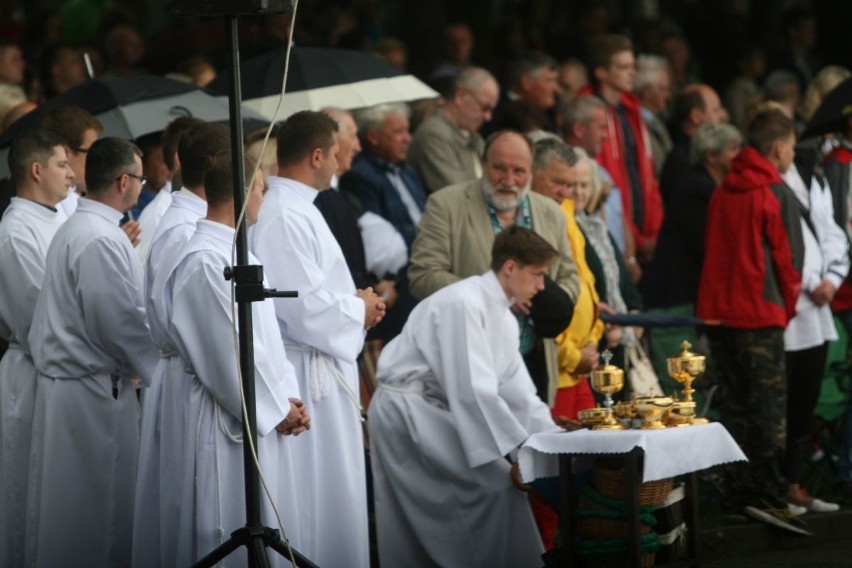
[800,77,852,140]
[0,75,268,176]
[210,46,438,119]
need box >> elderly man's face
[482,133,533,212]
[458,80,499,133]
[531,159,576,205]
[335,112,361,174]
[367,112,411,164]
[520,67,560,110]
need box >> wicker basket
[594,463,673,506]
[577,493,653,540]
[575,489,659,568]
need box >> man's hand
[121,220,141,248]
[809,278,837,307]
[575,342,600,375]
[638,239,656,263]
[356,287,386,330]
[605,324,623,348]
[276,398,311,436]
[511,299,532,316]
[373,280,398,310]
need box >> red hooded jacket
[696,147,804,329]
[580,86,662,248]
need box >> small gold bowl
[578,407,608,427]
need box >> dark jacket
[696,147,804,328]
[583,230,644,312]
[641,165,716,309]
[338,150,427,249]
[658,130,692,206]
[314,188,373,289]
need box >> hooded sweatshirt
[696,146,804,328]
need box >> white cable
[226,1,301,566]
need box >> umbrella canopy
[210,46,439,120]
[801,77,852,140]
[0,75,268,177]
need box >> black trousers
[785,342,829,485]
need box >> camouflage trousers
[707,326,788,509]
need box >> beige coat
[408,179,580,405]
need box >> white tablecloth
[519,422,747,483]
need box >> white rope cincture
[286,344,365,421]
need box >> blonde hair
[799,65,851,121]
[572,146,604,213]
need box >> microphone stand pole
[192,14,317,568]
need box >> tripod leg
[266,530,321,568]
[192,530,248,568]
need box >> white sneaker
[787,503,807,517]
[808,498,840,513]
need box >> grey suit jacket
[408,109,484,193]
[408,179,580,405]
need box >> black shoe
[834,481,852,505]
[742,503,812,536]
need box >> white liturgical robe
[251,176,369,568]
[368,271,559,568]
[133,219,301,567]
[144,187,206,299]
[26,198,158,568]
[0,198,64,568]
[136,180,173,264]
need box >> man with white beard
[408,129,579,406]
[0,130,74,567]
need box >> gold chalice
[590,350,624,430]
[666,341,708,424]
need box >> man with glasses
[26,137,159,566]
[408,67,499,193]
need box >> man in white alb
[369,226,561,567]
[26,137,159,568]
[251,111,385,568]
[134,120,230,563]
[135,116,204,263]
[0,129,74,567]
[133,150,310,567]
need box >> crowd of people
[1,2,852,567]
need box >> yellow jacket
[556,199,604,388]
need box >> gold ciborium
[634,396,674,429]
[665,400,696,427]
[666,340,708,424]
[590,350,624,430]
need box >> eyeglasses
[465,90,495,114]
[116,172,148,186]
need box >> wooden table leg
[685,471,701,567]
[559,455,574,567]
[625,448,642,568]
